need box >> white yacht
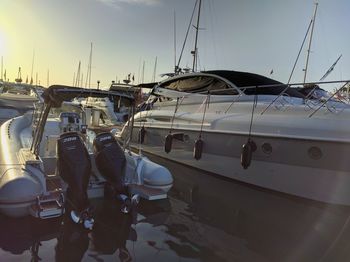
[119,70,350,205]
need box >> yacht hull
[129,125,350,205]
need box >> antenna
[192,0,202,72]
[303,2,318,84]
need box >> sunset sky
[0,0,349,89]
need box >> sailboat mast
[85,42,93,88]
[303,2,318,84]
[47,69,49,87]
[192,0,202,72]
[152,56,158,82]
[75,61,81,87]
[141,61,145,83]
[30,49,35,83]
[174,10,177,73]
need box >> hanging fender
[241,143,252,169]
[193,138,204,160]
[164,134,173,153]
[138,126,146,144]
[240,140,256,169]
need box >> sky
[0,0,349,90]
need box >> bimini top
[42,85,134,107]
[109,83,141,94]
[158,70,304,98]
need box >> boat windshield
[160,75,239,95]
[50,104,82,118]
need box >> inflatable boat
[0,85,173,219]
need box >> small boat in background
[0,81,42,123]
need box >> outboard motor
[57,132,94,229]
[93,132,139,213]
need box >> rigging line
[319,54,342,82]
[309,81,349,118]
[199,92,210,139]
[176,0,199,72]
[304,54,342,101]
[224,93,243,113]
[261,18,313,115]
[248,87,258,140]
[169,97,180,134]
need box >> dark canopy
[42,85,134,107]
[205,70,304,97]
[159,70,304,98]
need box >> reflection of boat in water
[119,69,350,205]
[140,154,350,261]
[0,85,173,218]
[0,214,61,261]
[0,81,42,123]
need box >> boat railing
[153,79,350,116]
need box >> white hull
[137,144,350,205]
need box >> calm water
[1,155,350,261]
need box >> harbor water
[0,154,350,261]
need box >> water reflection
[144,155,350,261]
[1,157,350,261]
[0,214,61,261]
[90,199,135,261]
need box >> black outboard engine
[57,132,94,229]
[93,132,139,213]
